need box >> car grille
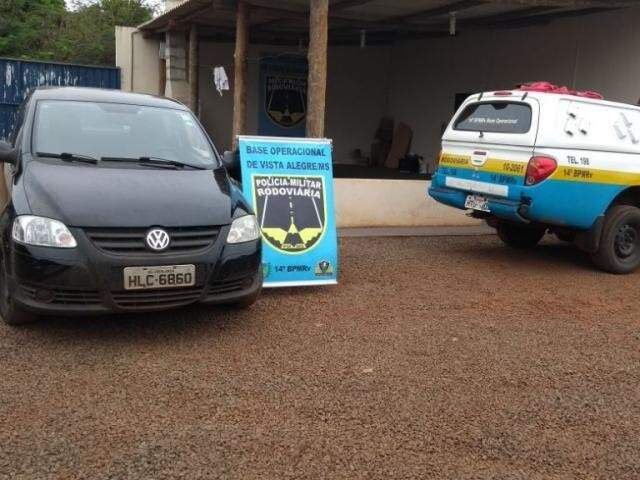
[20,285,102,306]
[111,286,204,308]
[84,226,220,254]
[20,276,253,310]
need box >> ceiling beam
[468,5,560,24]
[250,0,376,30]
[377,0,485,24]
[482,5,619,27]
[330,0,376,12]
[327,0,485,34]
[485,0,638,7]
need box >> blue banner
[239,136,338,287]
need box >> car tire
[0,255,37,326]
[230,289,261,309]
[496,223,546,249]
[591,205,640,274]
[228,273,263,309]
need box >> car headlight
[12,215,77,248]
[227,215,260,244]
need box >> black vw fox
[0,87,262,325]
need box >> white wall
[326,46,393,163]
[115,26,161,95]
[387,7,640,171]
[197,42,392,159]
[334,179,479,228]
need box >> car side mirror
[222,150,241,181]
[0,141,16,165]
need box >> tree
[0,0,159,65]
[0,0,67,60]
[61,0,157,65]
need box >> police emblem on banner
[315,260,334,276]
[253,175,325,254]
[265,75,307,128]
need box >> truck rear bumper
[428,186,528,224]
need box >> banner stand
[238,136,338,288]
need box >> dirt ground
[1,235,640,480]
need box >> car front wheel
[0,255,37,326]
[592,205,640,274]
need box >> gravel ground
[1,235,640,480]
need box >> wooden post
[232,0,249,150]
[188,24,199,114]
[306,0,329,138]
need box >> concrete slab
[334,179,481,228]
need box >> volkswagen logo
[145,228,170,251]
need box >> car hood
[23,160,234,227]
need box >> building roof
[138,0,638,44]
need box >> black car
[0,87,262,325]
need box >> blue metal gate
[0,58,121,140]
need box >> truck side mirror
[222,150,241,181]
[0,141,16,165]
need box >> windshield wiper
[101,156,205,170]
[37,152,99,164]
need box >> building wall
[387,7,640,171]
[194,8,640,168]
[334,179,479,228]
[115,26,161,95]
[197,42,392,160]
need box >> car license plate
[464,194,490,212]
[123,265,196,290]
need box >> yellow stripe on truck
[551,167,640,186]
[439,153,640,187]
[439,154,470,167]
[439,154,526,176]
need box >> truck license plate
[123,265,196,290]
[464,194,490,212]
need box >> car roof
[29,86,188,110]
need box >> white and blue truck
[429,87,640,273]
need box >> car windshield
[32,100,218,168]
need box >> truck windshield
[32,100,218,168]
[454,101,532,134]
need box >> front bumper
[6,225,262,316]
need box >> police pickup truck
[429,85,640,274]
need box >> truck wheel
[496,223,546,249]
[0,256,37,326]
[591,205,640,274]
